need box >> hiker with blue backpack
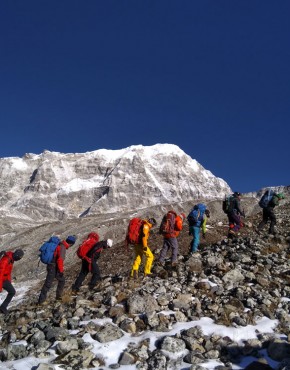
[257,190,285,235]
[187,204,210,254]
[38,235,76,305]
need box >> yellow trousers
[131,245,154,276]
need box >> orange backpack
[126,218,144,245]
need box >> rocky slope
[0,197,289,370]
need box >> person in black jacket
[72,239,113,293]
[227,192,245,237]
[257,193,284,235]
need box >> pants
[228,212,242,232]
[72,258,101,291]
[258,207,276,234]
[189,226,201,252]
[159,238,179,263]
[38,263,65,304]
[131,245,154,276]
[0,280,16,311]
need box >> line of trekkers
[0,189,285,314]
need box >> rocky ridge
[0,144,231,221]
[0,199,289,369]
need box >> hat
[148,217,157,226]
[234,192,241,197]
[13,249,24,261]
[107,239,113,248]
[180,213,186,220]
[66,235,77,245]
[277,193,285,199]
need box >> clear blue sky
[0,1,289,193]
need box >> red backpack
[126,218,144,245]
[77,232,99,259]
[159,211,176,235]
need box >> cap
[107,239,113,248]
[277,193,285,199]
[66,235,77,245]
[234,192,241,197]
[13,249,24,261]
[148,217,157,226]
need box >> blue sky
[0,1,289,193]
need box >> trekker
[0,249,24,315]
[158,211,185,267]
[226,192,245,237]
[72,238,113,293]
[127,218,156,279]
[257,192,285,235]
[188,204,210,253]
[38,235,76,305]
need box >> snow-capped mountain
[0,144,231,221]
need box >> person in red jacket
[38,235,76,305]
[0,249,24,315]
[158,211,185,267]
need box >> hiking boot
[0,306,8,315]
[144,273,155,278]
[171,261,178,267]
[37,300,48,306]
[71,289,79,296]
[132,270,138,280]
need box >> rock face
[0,144,231,221]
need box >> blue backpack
[39,236,61,264]
[259,189,275,208]
[187,203,207,227]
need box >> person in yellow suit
[130,218,156,279]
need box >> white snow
[0,282,283,370]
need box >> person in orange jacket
[0,249,24,315]
[158,211,185,267]
[130,218,156,279]
[38,235,76,305]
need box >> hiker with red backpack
[72,233,113,293]
[158,211,185,267]
[225,192,245,237]
[125,217,157,279]
[187,204,210,254]
[0,249,24,315]
[38,235,76,305]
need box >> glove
[143,247,148,252]
[57,272,64,279]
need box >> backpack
[222,195,234,214]
[126,218,144,245]
[187,204,207,226]
[259,189,275,208]
[77,233,100,259]
[159,211,176,235]
[39,236,61,264]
